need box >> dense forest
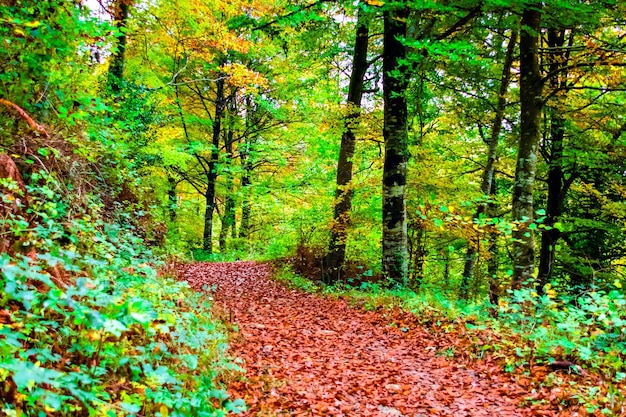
[2,0,626,415]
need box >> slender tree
[460,29,518,299]
[324,4,370,284]
[238,96,255,240]
[220,92,238,251]
[536,28,572,291]
[202,71,225,253]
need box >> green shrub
[499,286,626,377]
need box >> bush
[499,286,626,378]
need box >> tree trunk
[511,7,543,289]
[239,96,255,240]
[382,6,410,286]
[106,0,130,95]
[239,142,252,240]
[220,95,237,252]
[408,217,426,289]
[459,29,517,299]
[324,5,369,284]
[536,29,569,291]
[203,72,225,253]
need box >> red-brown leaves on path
[180,262,557,416]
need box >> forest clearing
[2,0,626,415]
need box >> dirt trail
[180,262,554,417]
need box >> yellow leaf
[160,405,169,417]
[90,330,102,340]
[365,0,385,5]
[614,280,622,289]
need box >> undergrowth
[0,173,245,416]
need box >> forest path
[180,262,551,417]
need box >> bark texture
[511,7,543,289]
[487,178,499,307]
[239,96,255,240]
[382,6,410,285]
[324,6,369,284]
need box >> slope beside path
[180,261,555,417]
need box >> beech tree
[511,4,543,289]
[382,4,410,285]
[536,28,570,291]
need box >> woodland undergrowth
[0,168,244,415]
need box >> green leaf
[120,402,141,413]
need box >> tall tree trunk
[407,73,429,290]
[203,72,225,253]
[460,29,517,299]
[238,96,255,240]
[511,7,543,289]
[106,0,130,95]
[324,6,370,284]
[536,29,569,291]
[220,95,237,252]
[382,6,410,286]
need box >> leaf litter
[180,262,564,416]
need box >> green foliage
[191,247,250,263]
[273,265,320,293]
[499,286,626,376]
[0,0,110,119]
[0,178,244,416]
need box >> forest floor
[180,261,560,417]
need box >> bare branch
[0,99,49,138]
